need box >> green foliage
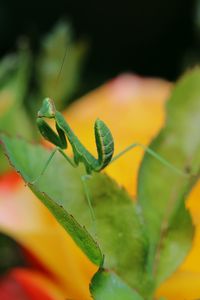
[90,269,144,300]
[0,134,148,293]
[0,21,87,173]
[36,21,87,109]
[0,44,32,172]
[88,174,147,291]
[1,35,200,299]
[0,134,102,265]
[0,46,32,137]
[138,68,200,289]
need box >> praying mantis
[35,97,188,221]
[37,97,114,174]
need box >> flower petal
[156,270,200,300]
[0,268,65,300]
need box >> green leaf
[90,269,144,300]
[138,68,200,286]
[0,45,33,173]
[0,46,32,135]
[1,135,148,294]
[0,134,102,266]
[87,174,148,292]
[36,20,87,109]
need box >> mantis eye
[38,98,56,118]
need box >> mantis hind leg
[81,175,96,221]
[81,175,97,237]
[31,147,76,185]
[30,147,58,184]
[111,142,188,178]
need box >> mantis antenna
[55,46,69,87]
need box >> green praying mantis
[37,97,114,174]
[35,97,188,221]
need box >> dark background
[0,0,197,83]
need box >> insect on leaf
[0,134,148,295]
[0,134,103,266]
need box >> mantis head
[38,98,56,118]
